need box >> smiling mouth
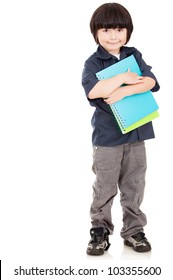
[107,41,120,44]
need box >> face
[97,28,127,55]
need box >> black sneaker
[124,232,151,252]
[86,227,111,255]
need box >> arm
[104,77,156,104]
[88,70,144,99]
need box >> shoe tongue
[136,232,145,240]
[90,227,105,236]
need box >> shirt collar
[95,45,135,60]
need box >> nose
[110,30,118,40]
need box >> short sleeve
[82,60,99,97]
[134,49,160,92]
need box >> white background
[0,0,172,279]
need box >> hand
[104,88,123,104]
[123,69,144,85]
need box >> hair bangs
[96,4,130,29]
[100,22,129,30]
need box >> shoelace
[132,232,146,241]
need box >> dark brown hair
[90,3,133,44]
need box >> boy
[82,3,160,255]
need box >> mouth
[107,41,120,45]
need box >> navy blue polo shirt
[82,45,160,146]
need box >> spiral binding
[109,105,125,133]
[110,104,126,129]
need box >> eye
[117,28,126,32]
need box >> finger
[104,98,109,103]
[133,79,145,84]
[138,76,144,79]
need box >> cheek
[121,34,127,43]
[98,35,106,43]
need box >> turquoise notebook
[96,55,159,128]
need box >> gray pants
[90,141,147,239]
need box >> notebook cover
[110,91,159,128]
[119,111,159,134]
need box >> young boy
[82,3,160,256]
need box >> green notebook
[112,110,159,134]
